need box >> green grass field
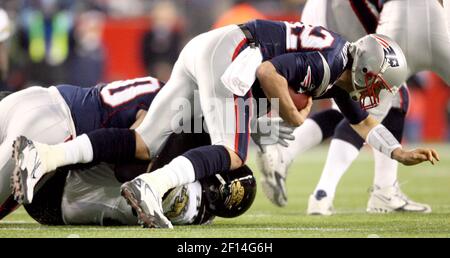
[1,144,449,238]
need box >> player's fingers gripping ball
[288,87,311,111]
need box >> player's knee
[310,109,344,140]
[333,120,364,150]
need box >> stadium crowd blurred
[0,0,448,142]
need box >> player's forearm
[350,115,380,140]
[351,115,401,159]
[257,62,303,126]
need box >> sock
[139,156,196,197]
[372,107,403,188]
[182,145,231,180]
[314,139,360,198]
[35,134,93,173]
[372,148,398,188]
[284,119,323,164]
[87,128,136,163]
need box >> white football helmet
[349,34,407,109]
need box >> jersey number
[285,22,335,51]
[100,77,160,107]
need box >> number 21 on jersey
[285,22,335,51]
[100,77,160,107]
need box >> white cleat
[11,136,48,204]
[307,190,335,216]
[121,178,173,229]
[367,182,432,214]
[256,144,291,207]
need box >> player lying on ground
[258,0,449,215]
[0,78,284,221]
[0,76,164,220]
[23,131,256,226]
[13,20,439,229]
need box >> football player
[13,20,439,229]
[0,78,281,221]
[23,131,257,226]
[258,0,450,215]
[0,76,163,220]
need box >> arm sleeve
[322,86,369,124]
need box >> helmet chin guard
[349,34,407,110]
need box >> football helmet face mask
[349,34,407,110]
[200,165,257,218]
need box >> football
[288,87,310,110]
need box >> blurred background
[0,0,448,143]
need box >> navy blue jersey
[57,77,162,136]
[246,20,349,97]
[245,20,368,124]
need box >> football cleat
[11,136,48,204]
[367,182,431,213]
[256,144,291,207]
[307,190,335,216]
[121,178,173,229]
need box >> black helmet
[200,165,257,218]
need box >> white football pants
[0,86,75,211]
[135,25,255,161]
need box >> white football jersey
[0,9,10,42]
[162,181,203,225]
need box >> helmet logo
[222,180,245,210]
[373,35,399,67]
[165,186,189,219]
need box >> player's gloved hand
[391,147,440,166]
[251,116,296,152]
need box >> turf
[1,144,449,238]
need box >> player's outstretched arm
[350,115,440,166]
[256,61,312,127]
